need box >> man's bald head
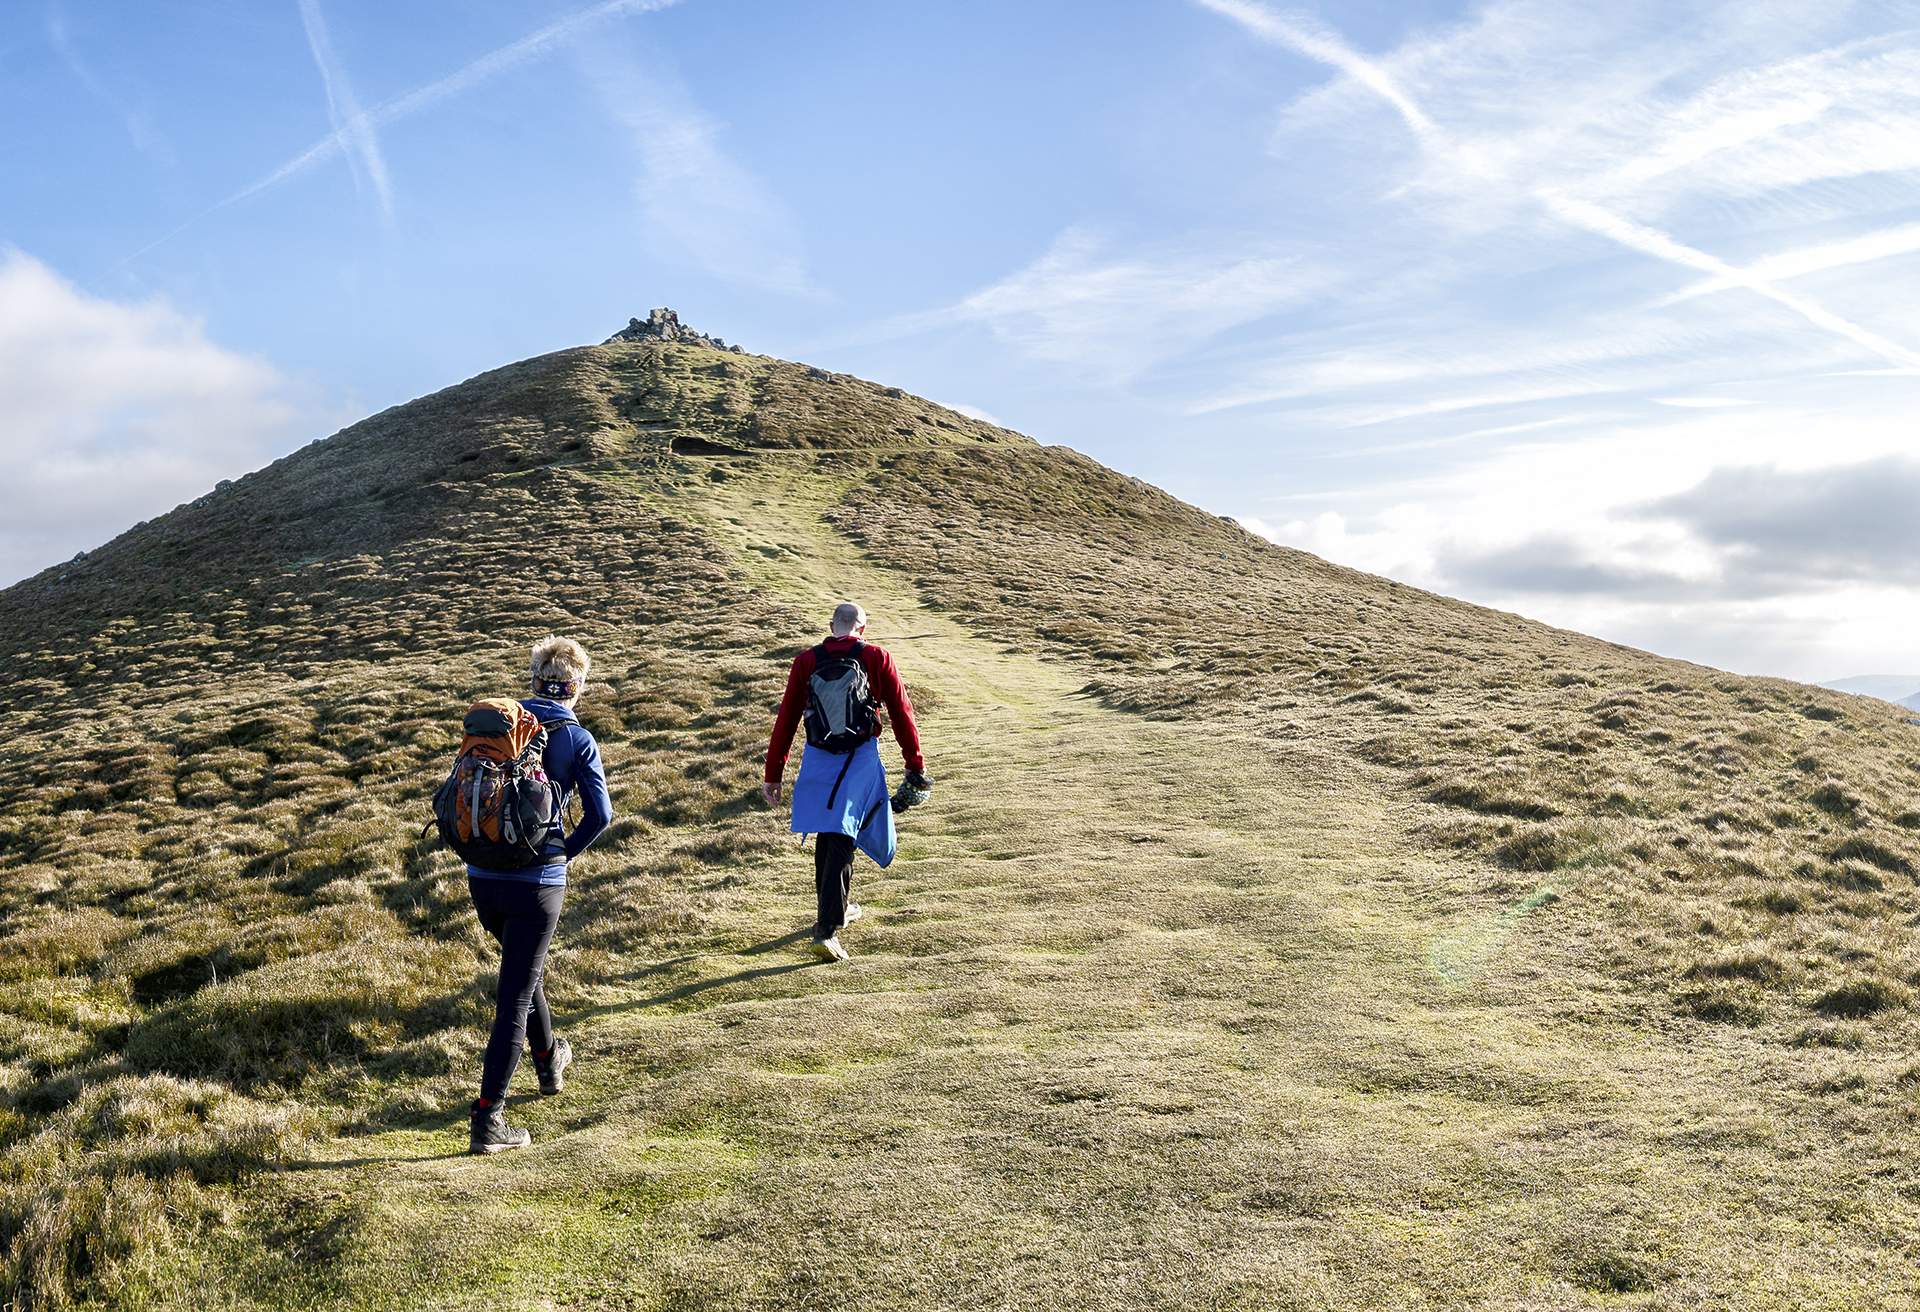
[830,602,867,636]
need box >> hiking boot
[533,1036,573,1097]
[469,1100,531,1155]
[810,934,850,963]
[840,902,864,929]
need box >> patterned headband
[537,677,579,698]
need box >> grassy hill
[2,335,1917,1309]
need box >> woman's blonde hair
[530,635,591,701]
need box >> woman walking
[462,635,613,1154]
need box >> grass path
[254,464,1915,1311]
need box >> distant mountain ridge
[1822,674,1920,704]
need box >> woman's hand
[761,780,781,808]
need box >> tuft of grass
[1808,779,1864,819]
[1494,826,1573,871]
[1829,835,1915,876]
[1686,948,1788,984]
[1428,778,1560,820]
[1813,978,1907,1019]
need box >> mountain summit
[3,332,1917,1307]
[604,305,742,352]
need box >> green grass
[2,341,1918,1307]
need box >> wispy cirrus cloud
[1164,0,1920,677]
[1196,0,1920,373]
[45,4,171,165]
[825,225,1343,382]
[948,227,1335,380]
[1661,221,1920,305]
[581,45,813,296]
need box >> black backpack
[803,642,880,753]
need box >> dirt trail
[285,463,1910,1311]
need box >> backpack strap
[526,698,577,725]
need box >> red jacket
[765,635,924,784]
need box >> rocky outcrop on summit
[606,307,743,352]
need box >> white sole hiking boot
[810,935,850,963]
[534,1036,573,1097]
[469,1102,532,1155]
[840,903,864,928]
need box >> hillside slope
[2,335,1917,1308]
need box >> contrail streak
[1660,221,1920,305]
[1195,0,1920,372]
[297,0,392,220]
[119,0,684,264]
[1191,0,1440,147]
[1541,195,1920,369]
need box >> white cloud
[46,4,172,165]
[1172,0,1920,676]
[1200,0,1920,372]
[951,227,1334,381]
[0,252,330,587]
[1239,402,1920,679]
[941,400,1004,426]
[582,47,813,296]
[1242,509,1432,580]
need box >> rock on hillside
[604,306,743,352]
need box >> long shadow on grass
[276,1151,469,1171]
[738,928,812,956]
[575,960,818,1021]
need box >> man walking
[763,602,930,961]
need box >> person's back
[462,636,613,1154]
[764,602,931,961]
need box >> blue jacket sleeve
[563,729,613,860]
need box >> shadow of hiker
[739,928,812,956]
[575,960,819,1022]
[276,1151,470,1170]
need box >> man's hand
[761,780,782,808]
[890,769,934,814]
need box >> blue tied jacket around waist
[466,698,613,886]
[789,736,896,868]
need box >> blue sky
[5,0,1920,683]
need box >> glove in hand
[891,769,934,814]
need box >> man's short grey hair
[830,602,867,636]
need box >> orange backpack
[430,699,564,869]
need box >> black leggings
[469,878,565,1102]
[814,833,856,937]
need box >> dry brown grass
[830,443,1920,1046]
[3,339,1917,1307]
[0,344,944,1305]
